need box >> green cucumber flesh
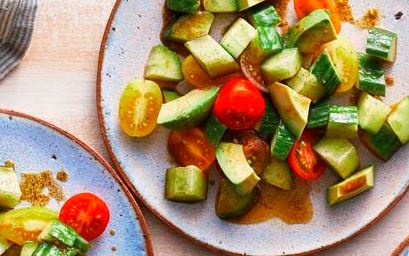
[327,105,358,139]
[205,115,227,146]
[313,137,360,179]
[0,164,21,209]
[162,89,181,103]
[255,97,280,136]
[20,242,39,256]
[310,52,342,95]
[270,121,295,161]
[366,27,397,62]
[261,48,302,83]
[357,53,386,96]
[261,158,292,190]
[221,18,256,59]
[387,96,409,144]
[237,0,266,11]
[248,26,283,63]
[307,100,330,129]
[165,166,208,203]
[0,237,11,255]
[166,0,200,14]
[249,5,280,27]
[287,67,326,103]
[358,93,391,134]
[157,87,219,129]
[185,35,240,78]
[203,0,238,13]
[164,12,214,43]
[144,45,183,82]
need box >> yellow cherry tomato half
[323,38,359,93]
[118,79,163,137]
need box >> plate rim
[392,235,409,256]
[0,108,154,256]
[95,1,409,255]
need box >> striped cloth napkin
[0,0,37,80]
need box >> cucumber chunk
[359,123,402,161]
[162,89,180,103]
[144,45,183,82]
[205,115,227,146]
[270,121,295,161]
[261,158,292,190]
[248,27,283,63]
[0,162,21,209]
[32,243,58,256]
[164,12,214,43]
[221,18,256,59]
[328,165,375,206]
[287,67,326,103]
[307,100,330,129]
[387,96,409,144]
[203,0,238,13]
[216,179,259,219]
[237,0,266,11]
[327,105,358,139]
[255,97,280,136]
[314,138,360,179]
[366,27,397,63]
[287,9,337,53]
[216,143,260,195]
[165,166,208,202]
[20,242,38,256]
[261,48,302,83]
[249,5,280,27]
[310,52,342,95]
[166,0,200,14]
[185,35,240,78]
[358,93,391,134]
[157,87,219,129]
[357,53,386,96]
[0,237,11,255]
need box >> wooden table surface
[0,1,407,255]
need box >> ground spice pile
[334,0,380,29]
[20,170,65,207]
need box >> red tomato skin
[213,79,266,130]
[59,193,110,241]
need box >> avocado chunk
[387,96,409,144]
[185,35,240,78]
[216,179,259,219]
[328,165,375,206]
[326,105,358,139]
[157,87,219,129]
[249,5,280,27]
[287,9,337,53]
[314,138,360,179]
[237,0,266,11]
[164,12,214,43]
[165,166,208,203]
[203,0,238,13]
[269,82,311,138]
[287,67,326,103]
[358,93,391,134]
[261,48,302,83]
[220,18,256,59]
[262,158,293,190]
[0,237,11,255]
[366,27,397,63]
[216,143,260,195]
[248,27,283,63]
[20,242,39,256]
[0,163,21,209]
[166,0,200,14]
[144,45,183,82]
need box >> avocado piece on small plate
[216,143,260,196]
[287,67,326,103]
[203,0,238,13]
[261,48,302,83]
[262,158,293,190]
[366,27,397,63]
[237,0,266,11]
[387,96,409,144]
[157,87,219,129]
[269,82,311,138]
[144,45,183,82]
[358,93,391,135]
[328,165,375,206]
[220,18,256,59]
[164,12,214,43]
[0,162,21,209]
[185,35,240,78]
[166,0,200,14]
[287,9,337,54]
[314,137,360,179]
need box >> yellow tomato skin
[119,79,163,137]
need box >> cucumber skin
[287,67,326,103]
[249,27,283,62]
[205,115,227,146]
[249,5,280,27]
[307,100,330,129]
[327,105,358,139]
[166,0,200,14]
[359,124,403,161]
[366,27,397,62]
[310,52,341,95]
[357,53,385,96]
[256,98,280,136]
[271,121,295,161]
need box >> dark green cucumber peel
[366,27,397,62]
[327,105,358,139]
[310,52,341,95]
[249,5,280,27]
[205,115,227,146]
[359,124,403,161]
[357,53,386,96]
[166,0,200,14]
[255,97,280,136]
[307,100,330,129]
[270,121,295,161]
[32,243,58,256]
[249,27,283,62]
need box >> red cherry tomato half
[288,130,328,180]
[59,193,110,241]
[213,78,266,130]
